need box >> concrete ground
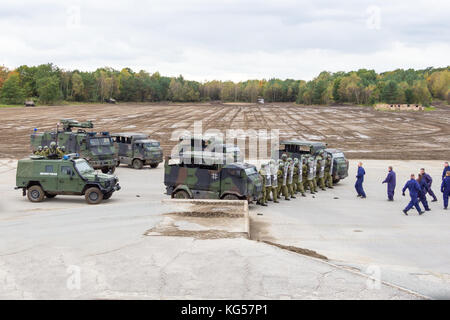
[1,158,446,299]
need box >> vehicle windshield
[75,160,94,177]
[143,142,160,150]
[332,152,345,158]
[244,167,257,176]
[89,137,112,147]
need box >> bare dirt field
[0,102,449,159]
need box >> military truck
[164,155,263,202]
[30,119,117,174]
[111,132,163,169]
[277,140,349,183]
[15,153,121,204]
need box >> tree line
[0,64,448,106]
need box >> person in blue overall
[442,162,449,180]
[417,174,431,211]
[355,162,366,198]
[402,174,424,216]
[382,166,396,201]
[420,168,438,202]
[441,170,450,210]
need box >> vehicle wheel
[132,159,143,169]
[333,178,340,184]
[116,160,120,167]
[103,191,113,200]
[173,190,190,199]
[45,192,57,198]
[27,185,45,202]
[85,187,103,205]
[150,163,159,169]
[222,194,240,200]
[101,167,109,174]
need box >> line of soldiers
[34,141,66,159]
[257,150,334,206]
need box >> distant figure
[402,174,424,216]
[420,168,438,202]
[441,171,450,210]
[355,162,366,198]
[417,174,431,211]
[382,166,396,201]
[443,162,449,181]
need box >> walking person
[382,166,396,201]
[441,171,450,210]
[355,162,366,198]
[420,168,438,202]
[417,174,431,212]
[402,174,424,216]
[443,162,449,181]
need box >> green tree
[0,72,25,104]
[381,81,398,103]
[36,76,61,104]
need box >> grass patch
[424,106,436,111]
[0,104,23,108]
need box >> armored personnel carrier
[15,153,120,204]
[164,155,263,202]
[111,132,163,169]
[277,140,349,183]
[30,119,117,173]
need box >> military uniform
[295,157,306,196]
[318,153,326,190]
[325,154,334,188]
[269,160,279,203]
[281,162,290,200]
[287,159,296,198]
[42,146,50,157]
[307,157,316,194]
[258,166,268,206]
[34,146,43,156]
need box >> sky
[0,0,449,81]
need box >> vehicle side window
[126,138,132,144]
[45,165,54,173]
[61,166,72,175]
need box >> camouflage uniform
[57,146,66,158]
[42,146,50,157]
[269,159,279,203]
[258,165,268,206]
[325,153,334,188]
[287,158,296,198]
[318,152,326,190]
[312,156,319,192]
[307,156,316,194]
[302,156,309,192]
[295,157,306,197]
[280,162,290,200]
[277,160,283,197]
[34,146,43,156]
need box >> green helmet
[50,141,57,148]
[281,153,287,161]
[61,146,65,151]
[269,159,276,166]
[287,157,292,163]
[293,158,299,164]
[37,146,43,151]
[43,146,49,150]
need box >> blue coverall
[402,178,422,214]
[382,170,396,200]
[355,166,366,198]
[443,166,450,180]
[423,173,437,201]
[418,179,430,211]
[441,176,450,209]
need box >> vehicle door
[39,163,59,191]
[58,164,84,193]
[133,143,145,160]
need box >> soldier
[269,159,279,203]
[42,146,50,157]
[302,156,309,192]
[48,141,58,158]
[258,164,268,206]
[264,163,272,205]
[325,153,334,188]
[318,152,326,191]
[295,157,306,197]
[306,156,316,194]
[57,145,66,158]
[312,155,319,192]
[277,160,283,197]
[34,146,43,156]
[281,161,290,200]
[287,158,296,199]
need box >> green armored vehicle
[30,119,117,173]
[277,140,349,183]
[111,132,163,169]
[15,153,121,204]
[164,156,263,202]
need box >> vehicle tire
[332,178,340,184]
[116,160,120,167]
[222,194,240,200]
[45,192,57,198]
[173,190,190,199]
[27,185,45,202]
[103,191,113,200]
[132,159,143,169]
[85,187,103,205]
[101,167,109,174]
[101,166,115,174]
[150,163,159,169]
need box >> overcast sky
[0,0,449,81]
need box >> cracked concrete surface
[0,160,428,299]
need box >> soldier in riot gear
[48,141,59,159]
[277,160,283,197]
[269,159,279,203]
[287,158,296,198]
[307,156,316,194]
[280,161,290,200]
[295,157,306,197]
[318,151,326,191]
[42,146,50,157]
[57,145,66,158]
[258,164,268,206]
[34,146,43,156]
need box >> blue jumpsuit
[418,179,430,211]
[443,167,450,180]
[382,170,396,200]
[355,166,366,197]
[402,179,422,214]
[423,173,437,201]
[441,176,450,209]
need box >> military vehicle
[277,140,349,183]
[15,153,121,204]
[30,119,117,174]
[164,155,263,202]
[111,132,163,169]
